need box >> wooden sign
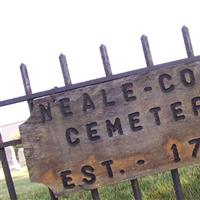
[20,58,200,197]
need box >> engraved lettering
[39,103,52,123]
[65,128,80,146]
[159,74,175,93]
[149,107,161,125]
[101,160,114,178]
[170,101,185,121]
[60,170,75,189]
[86,122,100,141]
[188,138,200,158]
[192,96,200,116]
[121,82,136,101]
[81,165,96,185]
[82,93,95,112]
[59,98,73,117]
[106,118,123,137]
[171,144,181,162]
[101,89,115,106]
[180,68,195,87]
[128,112,143,132]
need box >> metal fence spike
[182,25,194,58]
[141,35,153,67]
[20,63,33,110]
[59,53,72,85]
[100,44,112,76]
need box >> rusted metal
[20,63,33,111]
[59,54,72,85]
[0,134,18,200]
[1,56,200,108]
[182,26,194,58]
[141,35,153,67]
[100,44,112,76]
[131,179,142,200]
[171,169,185,200]
[49,188,58,200]
[0,139,22,148]
[91,188,100,200]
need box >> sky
[0,0,200,125]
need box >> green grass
[0,166,200,200]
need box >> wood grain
[20,60,200,197]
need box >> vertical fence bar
[100,44,142,200]
[182,26,194,58]
[141,34,185,200]
[171,169,185,200]
[59,53,101,200]
[20,64,33,111]
[141,35,153,67]
[59,54,72,85]
[172,26,190,199]
[20,64,58,200]
[129,34,159,199]
[170,25,194,200]
[130,179,142,200]
[91,188,100,200]
[170,25,196,200]
[100,44,112,76]
[0,133,18,200]
[48,188,58,200]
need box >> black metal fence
[0,26,196,200]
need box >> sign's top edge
[1,55,200,107]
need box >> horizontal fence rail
[0,25,198,200]
[0,54,200,108]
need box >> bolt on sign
[20,58,200,197]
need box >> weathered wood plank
[20,60,200,197]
